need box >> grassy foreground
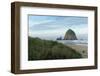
[28,37,82,60]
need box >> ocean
[56,40,88,46]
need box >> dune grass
[28,37,82,60]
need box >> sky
[28,15,88,40]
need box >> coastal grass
[28,37,82,60]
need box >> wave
[56,40,88,46]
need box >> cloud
[29,15,87,31]
[28,15,88,40]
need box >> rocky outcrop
[64,29,77,40]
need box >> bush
[28,37,82,60]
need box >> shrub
[28,37,82,60]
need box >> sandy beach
[66,44,88,58]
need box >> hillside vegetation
[28,37,82,60]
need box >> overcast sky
[28,15,88,40]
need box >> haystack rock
[64,29,77,40]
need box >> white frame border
[20,6,95,70]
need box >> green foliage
[28,37,82,60]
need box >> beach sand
[66,44,88,58]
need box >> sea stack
[64,29,77,40]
